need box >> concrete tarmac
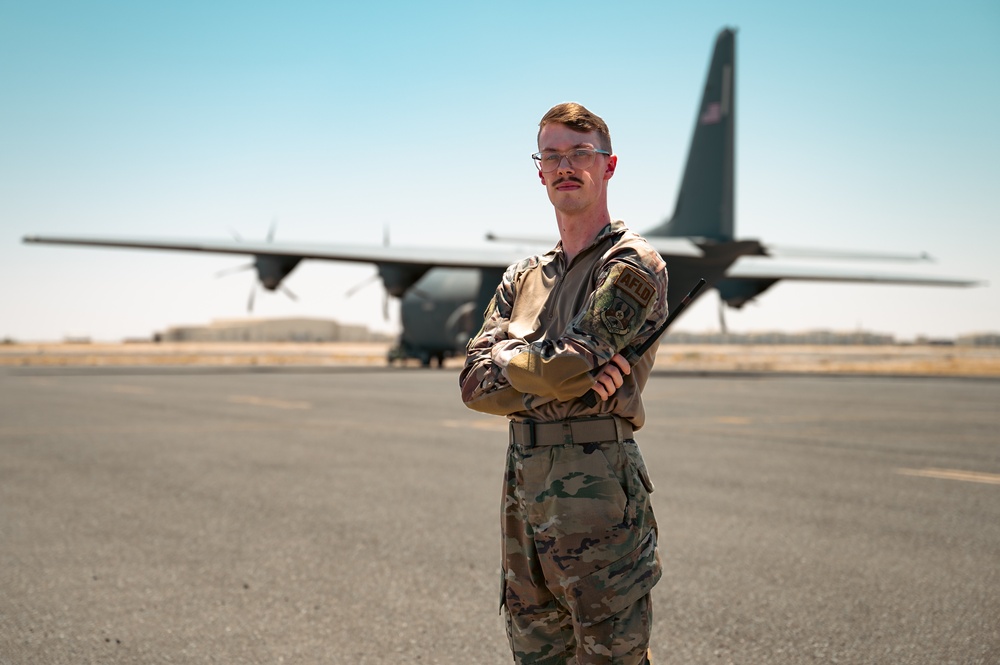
[1,367,998,664]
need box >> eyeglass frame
[531,147,612,173]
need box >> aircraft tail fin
[647,28,736,242]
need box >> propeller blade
[247,285,256,313]
[266,218,277,243]
[718,296,728,335]
[408,287,434,302]
[345,273,380,298]
[215,262,254,278]
[280,285,298,302]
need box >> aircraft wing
[725,256,983,287]
[761,245,934,262]
[21,233,705,266]
[643,235,939,263]
[25,234,980,286]
[22,234,524,270]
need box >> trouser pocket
[499,568,507,614]
[564,528,661,628]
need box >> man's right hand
[590,353,631,401]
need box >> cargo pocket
[563,528,662,628]
[624,440,655,494]
[498,568,507,615]
[500,569,515,652]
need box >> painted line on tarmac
[441,419,509,432]
[107,384,155,394]
[228,395,312,410]
[895,467,1000,485]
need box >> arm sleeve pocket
[464,385,526,416]
[563,528,662,627]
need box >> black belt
[509,416,633,447]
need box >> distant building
[156,318,391,343]
[956,333,1000,347]
[663,330,896,345]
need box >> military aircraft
[23,28,979,366]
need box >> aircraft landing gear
[419,352,446,368]
[388,341,450,368]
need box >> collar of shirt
[548,220,626,265]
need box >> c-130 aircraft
[24,29,979,366]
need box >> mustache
[553,176,584,186]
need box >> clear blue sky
[2,0,997,342]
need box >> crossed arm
[459,256,663,416]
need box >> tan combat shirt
[459,220,668,429]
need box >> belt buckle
[512,420,535,447]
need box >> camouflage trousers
[501,436,661,664]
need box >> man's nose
[556,154,575,172]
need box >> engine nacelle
[254,255,302,290]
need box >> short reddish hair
[538,102,612,153]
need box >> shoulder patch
[600,297,636,335]
[613,265,656,307]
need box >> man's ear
[538,170,546,185]
[604,155,618,180]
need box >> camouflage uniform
[460,220,668,664]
